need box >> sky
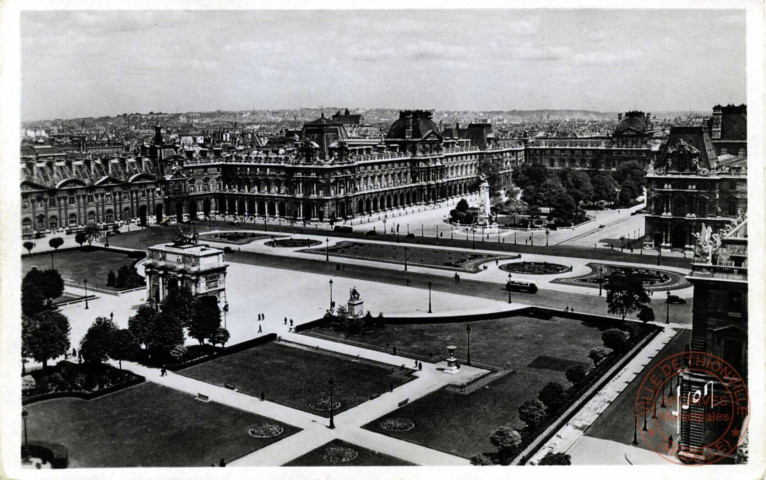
[21,9,746,121]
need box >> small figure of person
[219,458,226,467]
[393,346,397,356]
[284,317,287,325]
[260,391,265,401]
[161,365,167,377]
[389,382,394,393]
[406,279,411,286]
[418,362,422,371]
[565,306,569,312]
[258,324,263,333]
[414,359,418,367]
[72,347,77,358]
[290,319,294,327]
[667,435,673,451]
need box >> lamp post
[328,377,335,429]
[507,273,513,304]
[620,235,625,252]
[666,291,671,324]
[466,325,472,366]
[84,278,89,309]
[472,230,476,250]
[22,409,29,461]
[427,281,432,314]
[632,412,639,445]
[598,266,605,296]
[545,228,550,246]
[223,302,229,330]
[657,245,661,266]
[105,232,110,248]
[329,279,334,310]
[325,238,329,262]
[643,402,648,431]
[383,218,387,236]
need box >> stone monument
[476,175,491,227]
[347,286,364,318]
[444,345,459,374]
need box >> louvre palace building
[21,110,520,236]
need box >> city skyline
[22,9,746,122]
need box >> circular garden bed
[248,423,285,438]
[379,417,415,432]
[309,398,342,411]
[323,446,359,464]
[265,238,322,248]
[500,261,571,275]
[552,263,689,291]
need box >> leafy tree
[614,161,647,188]
[129,304,158,348]
[637,305,655,324]
[522,178,562,208]
[80,317,118,364]
[83,223,101,246]
[589,171,619,204]
[39,269,64,305]
[550,189,577,224]
[490,426,522,463]
[161,283,195,329]
[106,270,116,287]
[456,198,470,213]
[147,310,185,356]
[22,285,46,317]
[538,381,567,412]
[75,232,87,247]
[617,179,641,207]
[189,295,221,345]
[602,328,629,353]
[588,347,609,366]
[110,329,140,369]
[513,163,549,190]
[518,399,547,430]
[538,452,572,465]
[48,237,64,268]
[469,453,493,466]
[565,364,588,386]
[605,272,650,320]
[210,327,230,348]
[23,241,35,254]
[559,169,593,206]
[24,310,70,369]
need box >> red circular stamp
[634,350,749,465]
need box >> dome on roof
[614,112,649,134]
[387,110,442,140]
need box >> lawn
[284,439,415,466]
[305,315,608,370]
[22,249,142,289]
[301,315,637,459]
[23,382,300,467]
[300,241,517,272]
[178,342,415,417]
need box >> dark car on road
[666,294,687,304]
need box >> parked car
[599,224,606,228]
[666,294,687,304]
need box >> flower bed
[265,238,322,248]
[24,361,141,399]
[248,423,285,438]
[323,446,359,464]
[379,417,415,432]
[500,261,571,275]
[309,398,342,411]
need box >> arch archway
[188,200,197,220]
[203,198,212,217]
[139,205,147,227]
[70,213,79,227]
[278,202,286,217]
[228,198,236,214]
[87,211,96,224]
[49,215,58,230]
[372,197,379,211]
[338,202,346,219]
[176,202,184,221]
[105,209,114,223]
[155,204,164,223]
[670,225,686,249]
[267,201,276,216]
[653,197,664,215]
[697,197,708,217]
[672,197,687,217]
[258,200,265,216]
[365,198,371,214]
[247,199,254,217]
[357,199,364,216]
[237,199,245,216]
[123,208,131,223]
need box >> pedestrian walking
[284,317,287,325]
[414,359,418,367]
[393,346,397,356]
[260,391,265,401]
[667,435,673,451]
[290,319,294,327]
[72,348,77,358]
[161,366,167,377]
[219,458,226,467]
[258,325,262,333]
[389,382,394,393]
[418,362,422,371]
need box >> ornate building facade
[644,126,747,250]
[524,111,658,171]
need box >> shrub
[470,453,493,466]
[518,399,547,430]
[602,328,629,353]
[490,426,521,464]
[588,347,609,366]
[538,382,567,412]
[538,451,572,465]
[565,364,588,386]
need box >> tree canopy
[518,399,547,430]
[538,452,572,465]
[129,304,159,348]
[110,329,140,369]
[23,310,71,369]
[602,328,629,353]
[605,272,650,320]
[80,316,118,364]
[189,295,221,344]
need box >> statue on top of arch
[173,225,198,246]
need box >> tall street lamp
[223,302,229,330]
[507,273,513,304]
[427,281,433,314]
[632,412,639,445]
[22,409,29,462]
[657,245,661,266]
[329,279,334,310]
[666,291,671,324]
[466,325,472,365]
[84,278,89,310]
[325,238,329,262]
[328,377,336,429]
[545,228,550,246]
